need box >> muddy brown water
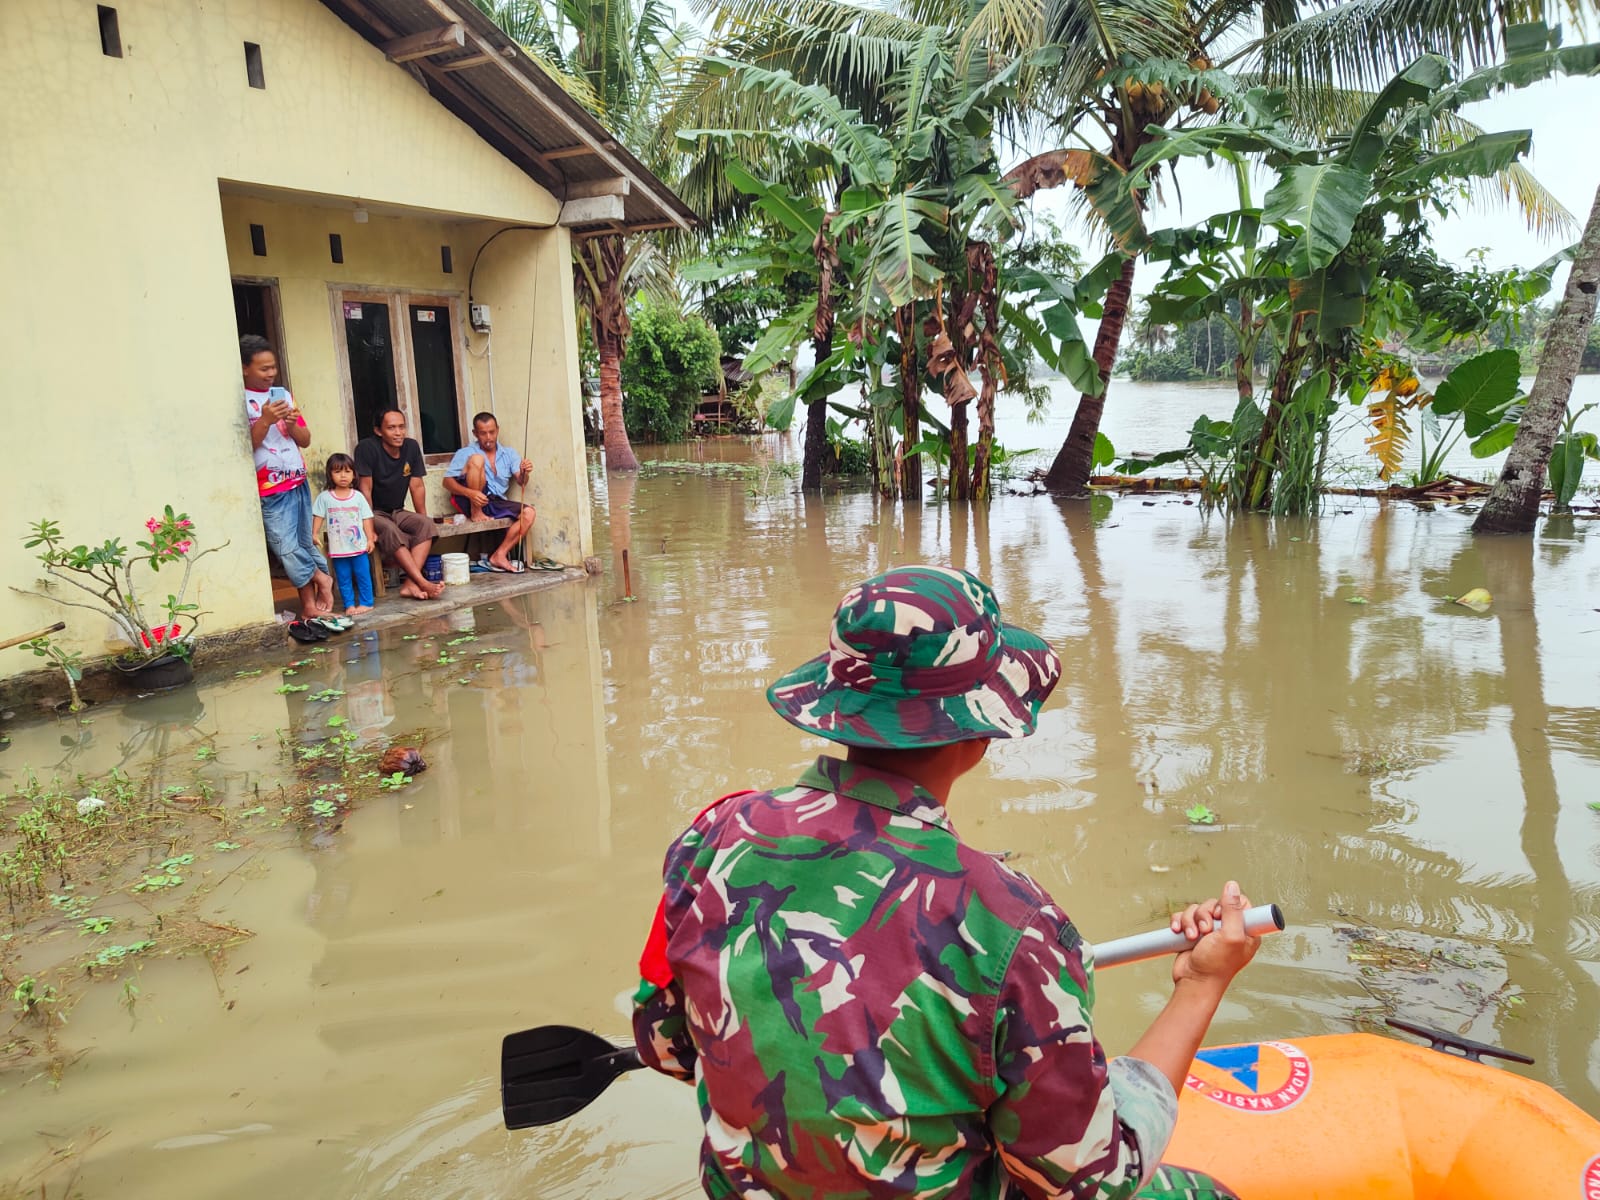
[3,447,1599,1197]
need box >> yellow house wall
[0,0,591,681]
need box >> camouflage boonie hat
[767,565,1061,749]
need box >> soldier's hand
[1170,880,1259,992]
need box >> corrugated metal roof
[318,0,697,234]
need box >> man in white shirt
[242,335,334,617]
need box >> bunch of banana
[1344,211,1386,266]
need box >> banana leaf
[1262,162,1370,271]
[1430,348,1522,436]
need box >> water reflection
[2,454,1597,1198]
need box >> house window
[333,289,467,455]
[98,6,123,57]
[245,42,265,89]
[232,277,290,386]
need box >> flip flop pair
[288,616,353,643]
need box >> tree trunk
[872,402,898,498]
[970,241,1001,502]
[949,403,970,501]
[802,325,830,490]
[576,234,639,472]
[1234,299,1255,408]
[1243,315,1307,510]
[898,304,923,499]
[597,328,638,472]
[1475,183,1600,534]
[803,222,838,491]
[1043,256,1136,495]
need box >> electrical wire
[467,221,557,306]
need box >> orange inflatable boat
[1147,1027,1600,1198]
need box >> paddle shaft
[1088,903,1285,968]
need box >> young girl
[312,454,377,616]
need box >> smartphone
[267,385,293,409]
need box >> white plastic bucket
[441,552,471,585]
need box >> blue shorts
[450,484,526,521]
[260,483,326,587]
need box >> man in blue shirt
[443,412,536,572]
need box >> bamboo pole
[0,621,66,652]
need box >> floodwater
[3,434,1600,1198]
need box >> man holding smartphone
[242,335,333,618]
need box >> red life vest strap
[638,790,754,989]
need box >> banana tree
[1125,31,1600,510]
[681,38,1105,500]
[682,166,848,490]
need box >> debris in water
[1184,803,1218,826]
[1452,587,1492,613]
[378,746,427,776]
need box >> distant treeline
[1122,303,1571,383]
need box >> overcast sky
[1024,73,1600,297]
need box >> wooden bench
[272,515,520,606]
[429,515,513,542]
[371,515,516,593]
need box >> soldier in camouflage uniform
[634,565,1259,1199]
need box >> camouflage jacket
[633,756,1177,1199]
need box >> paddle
[501,903,1284,1130]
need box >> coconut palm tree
[474,0,690,471]
[1475,182,1600,532]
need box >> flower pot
[112,652,194,691]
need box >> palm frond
[1255,0,1586,92]
[1044,0,1192,62]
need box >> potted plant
[14,507,223,691]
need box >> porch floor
[274,566,583,636]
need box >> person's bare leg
[410,535,442,597]
[463,456,489,521]
[394,544,440,600]
[313,568,334,614]
[489,506,536,571]
[298,576,329,619]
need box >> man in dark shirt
[354,409,443,600]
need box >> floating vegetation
[1344,744,1423,778]
[1,712,431,1081]
[1336,924,1521,1038]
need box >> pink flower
[146,518,160,533]
[174,540,193,555]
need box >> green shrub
[621,300,722,443]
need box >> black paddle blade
[501,1025,644,1129]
